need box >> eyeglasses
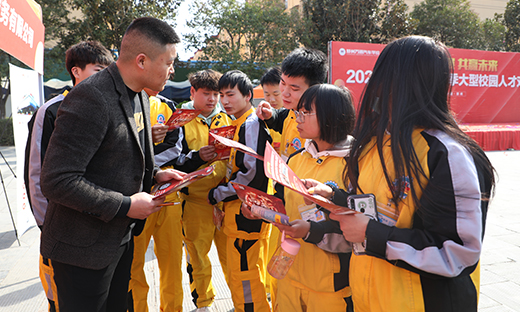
[294,110,316,122]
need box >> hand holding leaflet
[208,126,236,160]
[164,109,201,131]
[151,166,214,199]
[231,182,286,214]
[250,205,290,225]
[232,182,290,225]
[209,132,264,161]
[263,142,356,215]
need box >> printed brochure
[232,182,289,225]
[208,126,236,160]
[164,109,201,130]
[231,182,286,214]
[209,131,264,161]
[151,166,214,199]
[263,142,356,214]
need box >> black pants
[52,238,134,312]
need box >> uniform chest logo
[324,180,339,189]
[156,114,166,124]
[291,137,302,150]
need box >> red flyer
[164,109,201,131]
[231,182,286,215]
[208,125,236,160]
[209,132,264,161]
[263,142,356,214]
[151,166,214,199]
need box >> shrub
[0,118,14,146]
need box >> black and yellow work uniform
[265,108,305,162]
[332,129,491,312]
[208,107,272,312]
[274,139,353,312]
[174,101,233,309]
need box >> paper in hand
[263,142,355,214]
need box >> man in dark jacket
[39,17,184,312]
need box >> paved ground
[0,146,519,311]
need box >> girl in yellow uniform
[309,36,496,312]
[271,84,356,312]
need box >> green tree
[411,0,481,49]
[377,0,417,43]
[477,14,506,51]
[184,0,299,80]
[1,0,182,117]
[40,0,72,79]
[504,0,520,52]
[41,0,182,80]
[299,0,380,52]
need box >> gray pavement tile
[483,240,520,262]
[480,250,513,266]
[479,293,501,309]
[485,223,518,237]
[213,299,235,312]
[0,235,45,312]
[0,279,47,311]
[486,212,520,227]
[480,281,520,311]
[479,305,518,312]
[0,247,30,273]
[497,235,520,250]
[481,262,520,288]
[0,230,19,250]
[480,267,509,286]
[482,234,518,252]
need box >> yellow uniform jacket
[334,129,490,312]
[265,108,305,161]
[282,139,352,297]
[208,108,272,240]
[174,107,233,204]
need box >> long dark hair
[346,36,495,218]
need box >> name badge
[299,204,325,222]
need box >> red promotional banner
[0,0,45,74]
[329,41,520,124]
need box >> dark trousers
[52,238,134,312]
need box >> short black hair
[297,84,355,144]
[120,17,180,61]
[281,48,328,86]
[188,69,222,92]
[218,70,253,103]
[65,41,114,85]
[124,17,180,46]
[260,67,281,86]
